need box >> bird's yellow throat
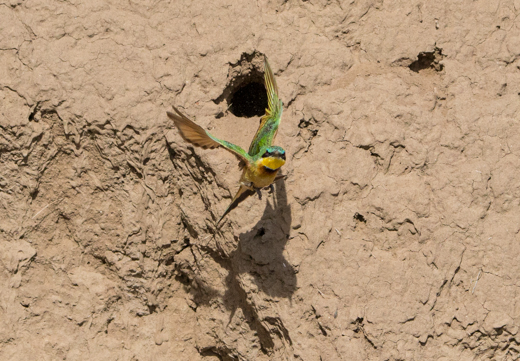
[260,157,285,170]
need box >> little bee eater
[167,57,285,224]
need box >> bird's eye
[262,151,271,158]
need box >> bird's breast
[242,157,285,189]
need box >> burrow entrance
[409,48,445,73]
[214,51,268,118]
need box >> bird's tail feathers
[217,185,255,225]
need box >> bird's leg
[267,184,275,194]
[256,188,262,200]
[241,181,254,189]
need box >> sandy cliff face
[1,0,520,360]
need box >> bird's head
[260,146,286,171]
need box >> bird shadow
[218,177,295,351]
[186,177,295,352]
[191,178,296,302]
[226,177,295,299]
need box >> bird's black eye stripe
[262,151,271,158]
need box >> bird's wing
[167,106,252,164]
[217,185,255,224]
[248,57,283,156]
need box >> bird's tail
[217,185,255,225]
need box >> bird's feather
[248,58,283,156]
[167,106,252,164]
[217,185,255,224]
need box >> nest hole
[229,81,267,117]
[214,51,269,118]
[409,48,444,73]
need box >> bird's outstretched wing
[167,106,252,164]
[248,57,283,156]
[217,185,255,224]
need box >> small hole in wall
[256,227,266,237]
[214,51,269,118]
[354,213,366,223]
[229,81,267,117]
[409,48,444,73]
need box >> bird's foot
[241,181,254,189]
[267,184,275,194]
[256,188,262,200]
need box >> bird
[167,57,285,224]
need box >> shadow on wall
[167,143,294,353]
[217,176,294,352]
[226,176,295,300]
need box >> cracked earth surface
[1,0,520,360]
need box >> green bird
[167,57,285,224]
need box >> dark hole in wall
[229,81,267,117]
[256,227,266,237]
[213,51,269,118]
[354,212,366,223]
[409,48,444,73]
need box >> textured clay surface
[2,0,520,360]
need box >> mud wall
[1,0,520,360]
